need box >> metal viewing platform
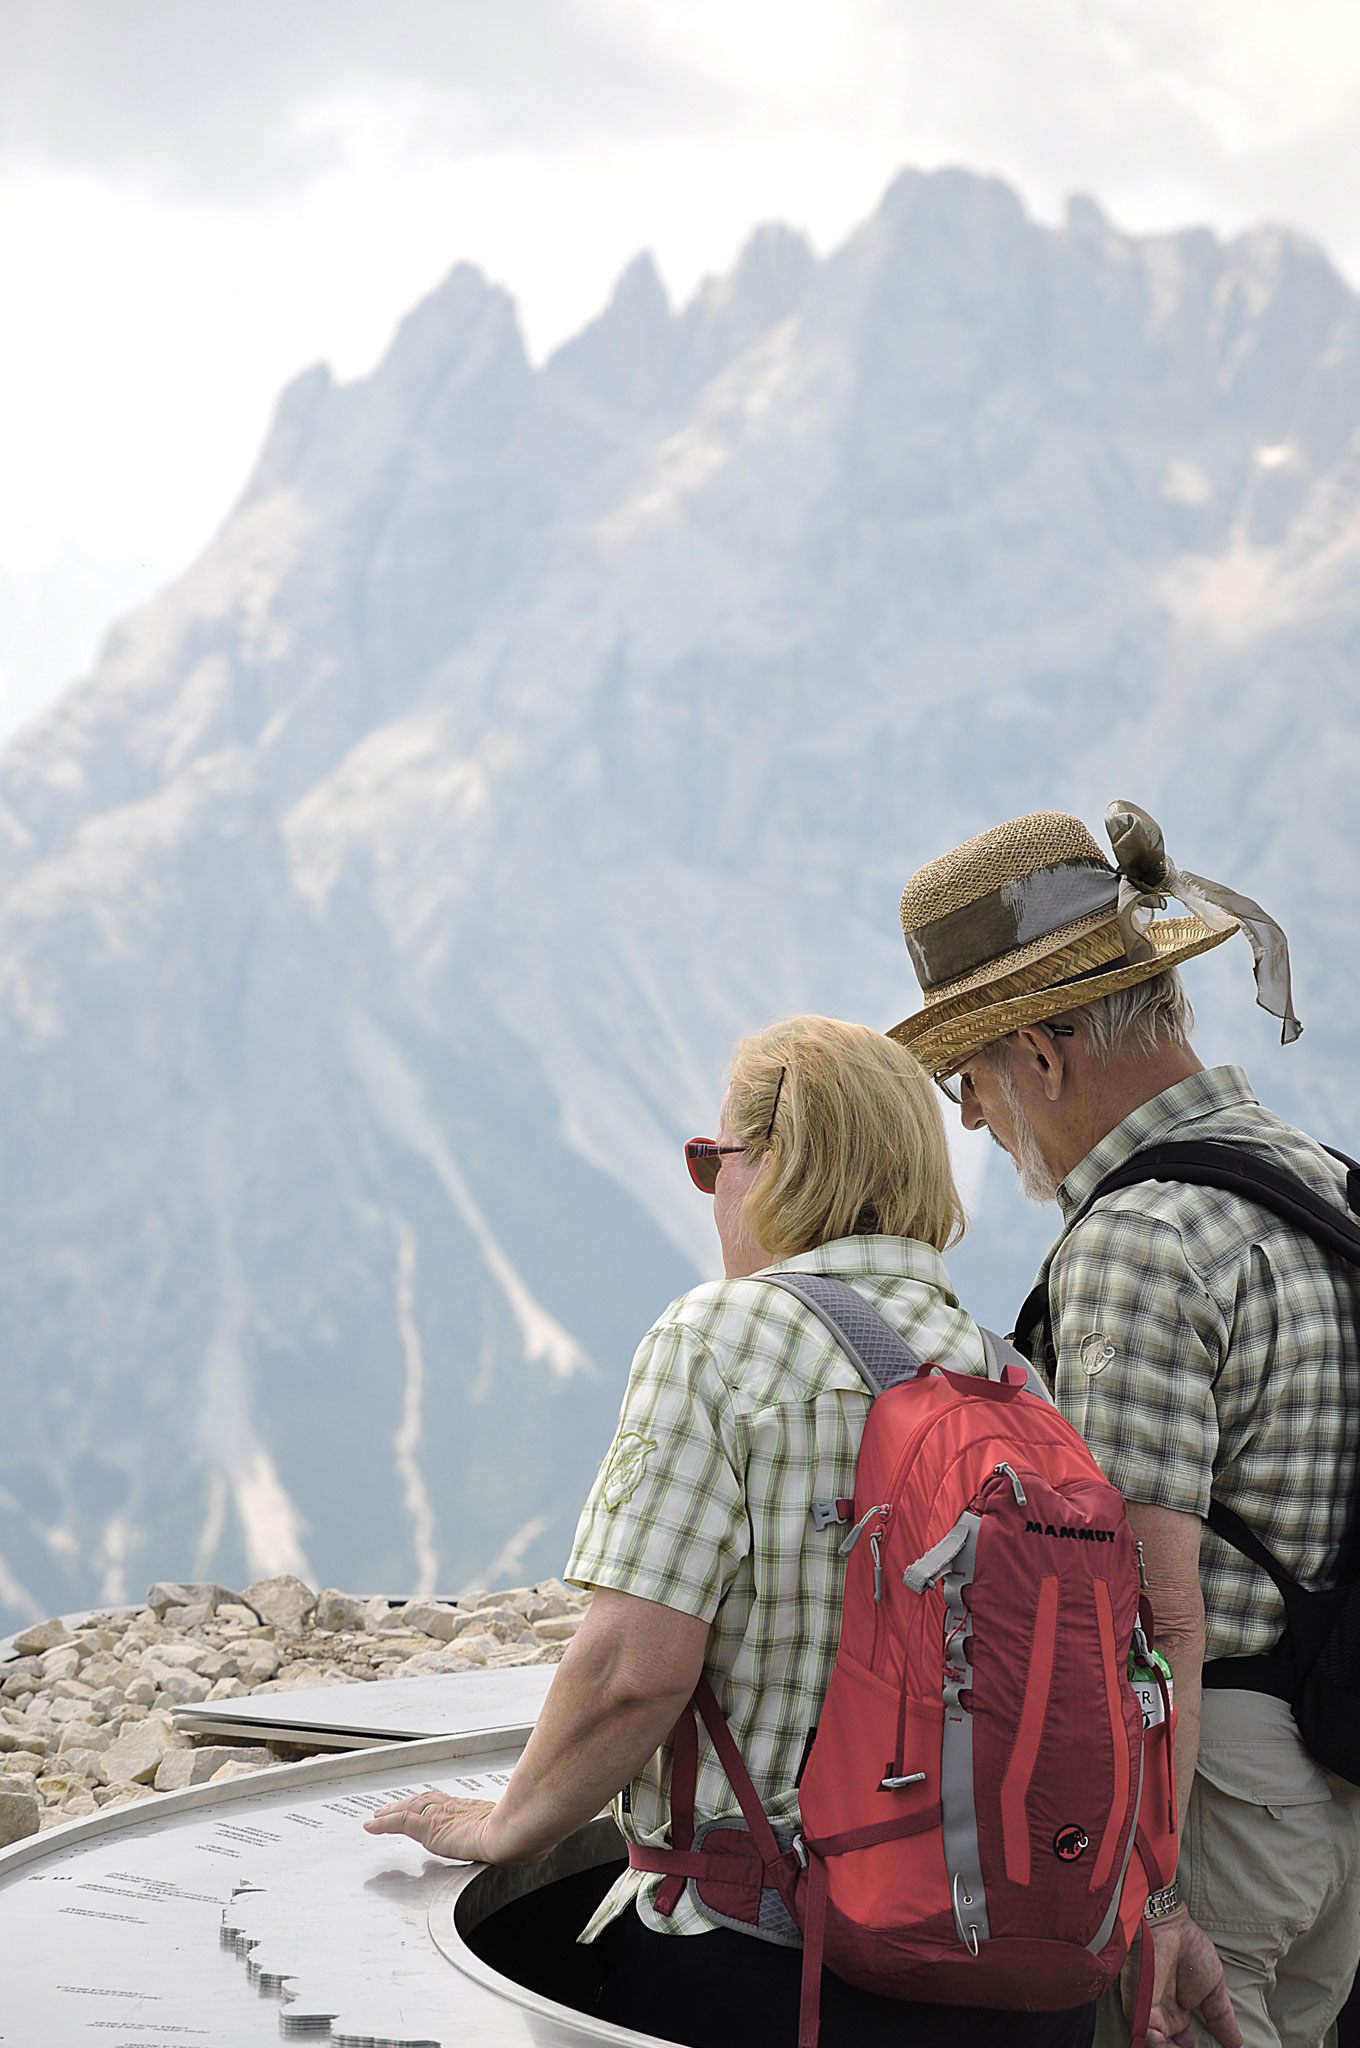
[0,1666,661,2046]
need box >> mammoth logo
[1053,1824,1090,1863]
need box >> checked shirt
[565,1234,986,1939]
[1032,1065,1360,1664]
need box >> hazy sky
[2,0,1359,728]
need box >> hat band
[905,857,1118,992]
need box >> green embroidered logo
[601,1431,657,1511]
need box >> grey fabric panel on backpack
[756,1272,926,1395]
[979,1326,1056,1404]
[938,1515,993,1952]
[686,1816,804,1948]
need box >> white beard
[993,1063,1061,1204]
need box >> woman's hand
[357,1590,708,1869]
[363,1792,499,1863]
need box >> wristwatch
[1144,1881,1183,1923]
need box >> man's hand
[363,1792,498,1864]
[1125,1909,1241,2048]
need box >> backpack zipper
[838,1502,890,1557]
[840,1502,892,1662]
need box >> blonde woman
[367,1016,1093,2048]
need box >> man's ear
[1011,1023,1069,1102]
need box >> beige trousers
[1094,1691,1360,2048]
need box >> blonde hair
[726,1015,965,1261]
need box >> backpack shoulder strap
[1081,1141,1360,1266]
[1013,1136,1360,1383]
[755,1271,924,1396]
[756,1272,1049,1403]
[1026,1137,1360,1595]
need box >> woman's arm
[363,1588,709,1865]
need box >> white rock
[243,1577,316,1631]
[314,1589,368,1633]
[398,1600,460,1641]
[531,1616,583,1642]
[206,1677,248,1700]
[123,1674,157,1707]
[162,1602,210,1629]
[38,1644,82,1683]
[393,1645,485,1677]
[48,1677,95,1701]
[154,1745,269,1791]
[95,1782,156,1809]
[452,1605,519,1640]
[362,1595,393,1633]
[208,1759,271,1783]
[57,1723,111,1754]
[142,1641,212,1673]
[47,1698,95,1725]
[99,1714,181,1786]
[55,1747,106,1782]
[12,1619,70,1656]
[145,1581,241,1620]
[522,1580,580,1620]
[0,1783,41,1843]
[156,1671,210,1705]
[446,1633,497,1662]
[214,1603,260,1627]
[236,1641,282,1682]
[0,1724,44,1753]
[0,1751,44,1778]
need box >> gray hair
[978,968,1195,1070]
[1062,969,1195,1061]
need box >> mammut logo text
[1023,1519,1115,1543]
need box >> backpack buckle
[810,1498,853,1531]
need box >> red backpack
[629,1275,1178,2048]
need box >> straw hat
[888,802,1300,1077]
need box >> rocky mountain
[2,167,1358,1630]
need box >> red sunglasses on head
[684,1067,786,1195]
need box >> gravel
[0,1577,588,1830]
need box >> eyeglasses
[933,1024,1074,1106]
[685,1067,786,1195]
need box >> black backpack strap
[1205,1498,1299,1603]
[1083,1142,1360,1267]
[756,1273,926,1396]
[1018,1137,1360,1598]
[1013,1138,1360,1384]
[1012,1280,1057,1387]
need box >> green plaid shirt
[1032,1065,1360,1663]
[566,1234,985,1938]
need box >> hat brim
[888,916,1235,1076]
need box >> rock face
[0,169,1358,1625]
[0,1579,587,1828]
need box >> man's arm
[364,1588,709,1865]
[1123,1501,1239,2048]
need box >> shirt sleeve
[565,1317,749,1622]
[1050,1202,1228,1519]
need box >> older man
[891,804,1360,2048]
